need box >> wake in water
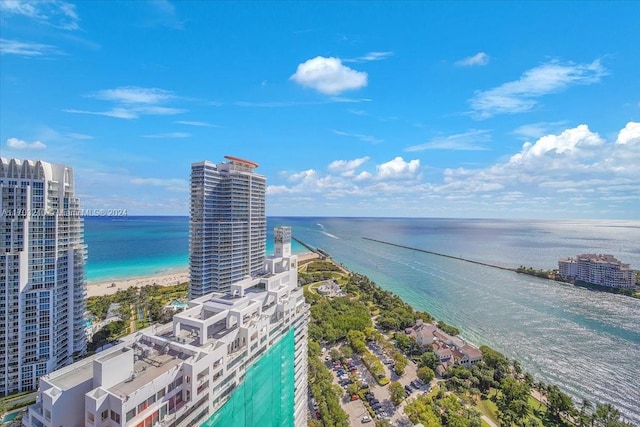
[319,230,339,239]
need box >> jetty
[362,237,516,272]
[292,236,330,259]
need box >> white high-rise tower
[189,156,266,298]
[0,158,86,395]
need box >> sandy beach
[86,251,320,298]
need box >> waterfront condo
[0,158,87,395]
[558,253,636,289]
[22,227,309,427]
[190,156,267,298]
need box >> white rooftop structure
[23,227,309,427]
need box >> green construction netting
[200,328,295,427]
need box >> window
[126,409,136,422]
[156,388,166,400]
[110,410,121,424]
[87,412,95,424]
[101,409,108,421]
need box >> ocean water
[83,216,307,282]
[84,216,640,423]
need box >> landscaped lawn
[475,396,499,425]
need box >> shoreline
[85,251,320,298]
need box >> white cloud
[0,39,64,56]
[0,0,80,30]
[616,122,640,145]
[405,130,491,152]
[442,123,640,201]
[376,157,421,180]
[91,87,174,104]
[288,169,317,183]
[512,121,567,139]
[328,157,370,176]
[141,132,190,138]
[509,125,604,166]
[64,106,184,119]
[65,86,185,119]
[290,56,367,95]
[470,59,606,118]
[456,52,489,67]
[267,123,639,217]
[65,132,93,140]
[6,137,46,150]
[130,177,188,192]
[332,130,382,144]
[176,120,218,127]
[344,51,393,63]
[63,108,139,119]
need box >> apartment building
[0,158,86,395]
[558,253,636,289]
[190,156,267,298]
[23,227,309,427]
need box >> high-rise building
[190,156,266,298]
[0,158,86,396]
[558,253,636,288]
[23,227,309,427]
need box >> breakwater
[363,237,516,272]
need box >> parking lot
[319,342,436,426]
[318,341,438,426]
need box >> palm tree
[578,398,593,427]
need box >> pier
[362,237,516,272]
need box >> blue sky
[1,1,639,218]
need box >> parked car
[361,415,372,423]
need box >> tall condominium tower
[190,156,266,298]
[0,158,86,396]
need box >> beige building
[558,254,636,289]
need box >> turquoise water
[1,411,20,423]
[83,216,640,423]
[84,217,306,282]
[171,301,187,308]
[287,217,640,424]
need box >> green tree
[308,340,321,358]
[395,332,415,351]
[329,348,341,361]
[417,366,435,384]
[389,381,406,406]
[419,351,439,370]
[346,382,360,397]
[547,385,574,422]
[592,403,632,427]
[496,377,530,427]
[393,352,408,376]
